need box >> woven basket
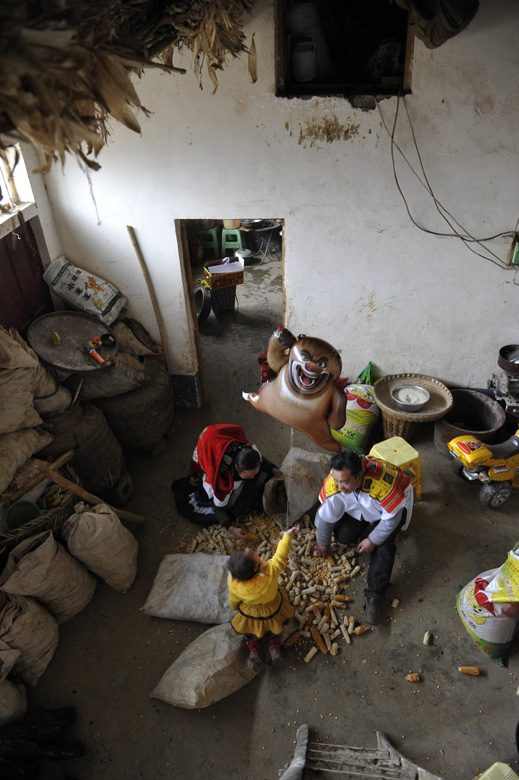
[0,500,74,556]
[373,373,453,442]
[211,286,236,314]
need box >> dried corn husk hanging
[0,0,256,168]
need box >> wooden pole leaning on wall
[126,225,172,376]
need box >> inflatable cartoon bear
[243,327,346,452]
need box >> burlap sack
[0,531,97,623]
[141,554,233,624]
[0,595,59,688]
[0,639,26,726]
[65,504,138,593]
[0,428,53,495]
[150,623,258,709]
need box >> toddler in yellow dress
[227,524,300,670]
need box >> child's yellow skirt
[231,588,294,638]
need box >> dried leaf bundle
[0,0,255,169]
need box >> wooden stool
[369,436,422,501]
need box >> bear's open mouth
[290,361,329,394]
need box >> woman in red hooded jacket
[172,424,282,539]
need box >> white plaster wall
[35,0,519,385]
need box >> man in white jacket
[315,449,414,625]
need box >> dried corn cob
[330,642,340,655]
[304,602,325,613]
[326,554,335,566]
[423,631,431,646]
[459,666,480,675]
[347,616,355,635]
[406,673,419,682]
[283,631,301,647]
[340,624,352,644]
[317,615,328,632]
[323,632,332,652]
[304,646,319,663]
[354,625,369,635]
[310,625,328,654]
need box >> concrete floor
[31,249,519,780]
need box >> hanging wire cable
[377,95,517,270]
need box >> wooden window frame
[275,0,414,100]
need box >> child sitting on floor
[227,524,300,670]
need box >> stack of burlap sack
[0,326,69,496]
[0,503,138,727]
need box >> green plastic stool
[199,227,220,258]
[221,228,244,255]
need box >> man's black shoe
[364,597,381,626]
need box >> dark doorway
[0,219,54,332]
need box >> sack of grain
[0,428,53,495]
[0,639,27,726]
[150,623,257,709]
[65,504,138,593]
[0,532,96,623]
[141,554,233,624]
[0,595,59,688]
[43,257,127,325]
[457,544,519,665]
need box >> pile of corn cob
[184,511,371,661]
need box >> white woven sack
[0,639,26,726]
[263,446,330,527]
[140,553,234,624]
[150,623,258,709]
[43,257,127,325]
[0,595,59,688]
[66,503,138,593]
[0,531,97,623]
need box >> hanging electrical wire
[377,94,517,271]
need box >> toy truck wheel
[479,481,513,509]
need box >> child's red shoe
[267,634,282,665]
[246,636,264,672]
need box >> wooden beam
[43,469,146,525]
